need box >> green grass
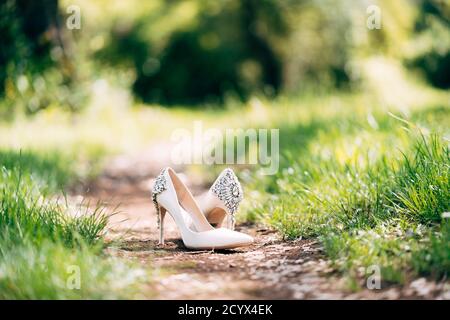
[0,241,144,299]
[174,90,449,287]
[0,149,144,299]
[412,218,450,278]
[246,105,449,284]
[0,88,448,295]
[391,135,449,225]
[0,150,75,193]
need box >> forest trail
[82,144,445,299]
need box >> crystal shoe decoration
[211,168,243,229]
[152,168,168,206]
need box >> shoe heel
[157,206,166,245]
[227,213,236,230]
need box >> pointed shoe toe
[212,228,254,249]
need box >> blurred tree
[281,0,356,92]
[0,1,26,98]
[4,0,446,112]
[98,0,287,105]
[240,0,284,94]
[407,0,450,88]
[0,0,82,114]
[1,0,58,94]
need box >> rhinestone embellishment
[152,168,168,208]
[211,168,243,215]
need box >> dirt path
[82,146,448,300]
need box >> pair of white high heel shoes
[151,167,254,250]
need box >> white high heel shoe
[197,168,243,230]
[151,167,253,250]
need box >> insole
[207,208,226,228]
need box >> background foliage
[1,0,449,110]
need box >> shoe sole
[185,241,253,250]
